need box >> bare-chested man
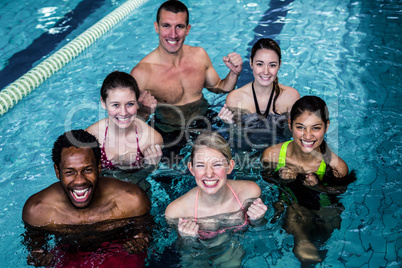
[22,130,152,267]
[131,0,241,144]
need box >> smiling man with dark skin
[22,129,151,267]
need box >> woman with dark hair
[226,38,299,118]
[222,38,300,148]
[86,71,163,173]
[261,95,356,264]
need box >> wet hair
[250,38,282,114]
[100,71,140,102]
[190,132,232,163]
[52,129,101,171]
[156,0,189,25]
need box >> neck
[252,80,274,95]
[198,183,230,207]
[157,45,184,66]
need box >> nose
[74,172,87,185]
[205,164,214,177]
[120,105,128,116]
[303,128,312,139]
[170,27,178,38]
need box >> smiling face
[250,48,281,87]
[55,147,101,209]
[188,146,234,195]
[101,87,138,128]
[154,10,191,54]
[289,111,329,154]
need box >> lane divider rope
[0,0,149,116]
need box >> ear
[288,118,292,132]
[101,97,107,110]
[154,22,159,34]
[188,162,195,176]
[54,164,61,180]
[98,162,101,175]
[227,159,235,174]
[185,24,191,36]
[249,58,253,69]
[325,120,330,133]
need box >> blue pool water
[0,0,401,267]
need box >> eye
[127,102,136,107]
[312,126,322,131]
[83,168,93,173]
[269,64,277,68]
[296,126,305,130]
[177,25,185,29]
[256,63,263,67]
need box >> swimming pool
[0,0,400,267]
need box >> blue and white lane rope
[0,0,149,116]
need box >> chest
[148,63,206,104]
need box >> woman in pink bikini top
[86,71,163,171]
[165,132,268,240]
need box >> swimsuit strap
[251,81,276,117]
[102,119,109,150]
[195,188,200,221]
[134,122,142,156]
[274,141,327,179]
[194,183,245,222]
[316,160,326,179]
[226,183,245,211]
[274,140,292,172]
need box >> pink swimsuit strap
[101,120,143,170]
[194,183,249,240]
[194,183,246,221]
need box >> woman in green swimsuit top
[261,96,356,264]
[262,95,349,181]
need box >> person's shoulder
[22,183,62,226]
[329,151,349,177]
[135,119,163,145]
[226,83,251,107]
[278,84,300,111]
[101,177,151,216]
[130,51,158,78]
[229,180,261,201]
[165,187,197,219]
[261,142,285,162]
[86,118,107,139]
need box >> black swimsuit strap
[251,81,276,117]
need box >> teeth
[72,189,89,200]
[302,140,314,145]
[204,180,218,186]
[167,40,177,44]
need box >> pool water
[0,0,401,267]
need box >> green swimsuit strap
[274,140,292,172]
[274,141,327,179]
[316,159,327,179]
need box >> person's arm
[241,182,268,225]
[204,50,243,93]
[130,64,157,121]
[22,223,54,267]
[22,194,55,267]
